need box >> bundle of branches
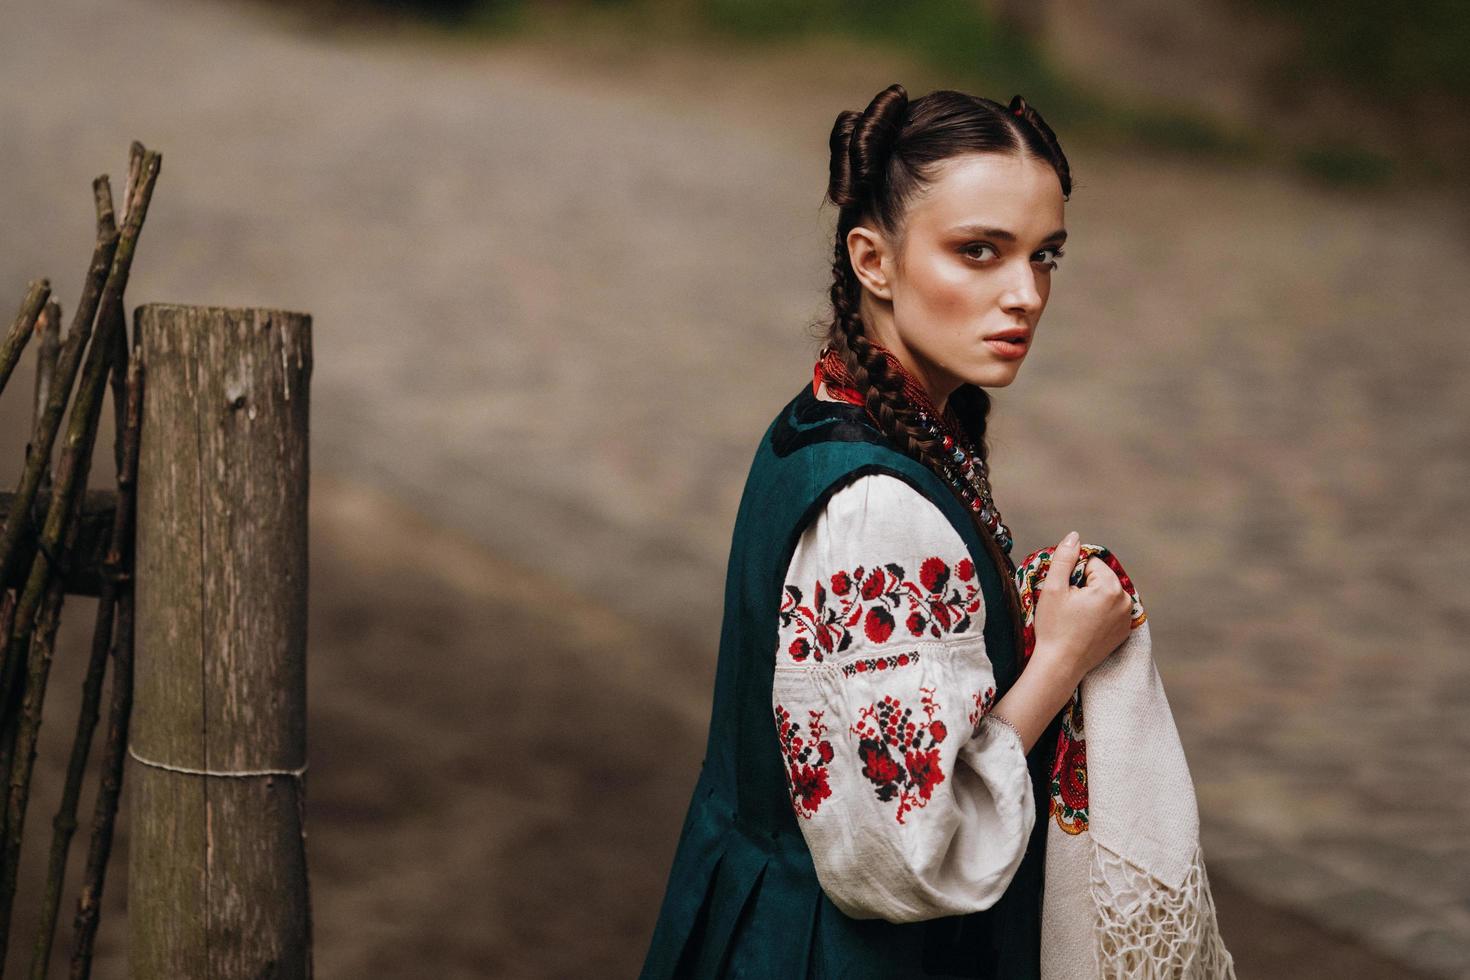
[0,141,160,980]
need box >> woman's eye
[1033,246,1065,269]
[963,243,998,261]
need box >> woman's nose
[1000,266,1042,314]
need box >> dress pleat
[687,827,771,977]
[640,785,730,980]
[715,837,823,978]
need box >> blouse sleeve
[770,473,1035,923]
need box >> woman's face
[847,150,1066,410]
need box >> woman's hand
[1029,531,1134,684]
[987,531,1137,754]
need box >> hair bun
[826,83,909,207]
[826,109,862,207]
[1006,93,1071,197]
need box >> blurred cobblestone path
[2,0,1467,975]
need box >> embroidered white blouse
[770,473,1037,924]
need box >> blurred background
[1,0,1467,976]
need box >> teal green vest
[639,383,1062,979]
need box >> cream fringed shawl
[1013,544,1237,979]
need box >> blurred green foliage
[320,0,1461,186]
[660,0,1249,163]
[684,0,1452,183]
[316,0,527,30]
[1246,0,1470,102]
[1294,143,1396,186]
[362,0,492,24]
[700,0,1058,102]
[1093,103,1255,157]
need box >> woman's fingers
[1080,556,1100,586]
[1083,556,1120,589]
[1033,543,1138,670]
[1042,531,1081,595]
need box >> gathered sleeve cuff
[769,473,1035,923]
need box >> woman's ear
[846,225,894,302]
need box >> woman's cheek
[918,263,975,319]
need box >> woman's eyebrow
[950,224,1068,245]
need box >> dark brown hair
[821,82,1072,664]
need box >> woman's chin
[966,361,1025,389]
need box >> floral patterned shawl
[1015,543,1237,979]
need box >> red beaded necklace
[813,344,961,429]
[813,343,1014,556]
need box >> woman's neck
[864,313,958,415]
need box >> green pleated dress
[638,381,1063,979]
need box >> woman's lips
[984,337,1028,359]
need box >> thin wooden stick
[0,152,156,726]
[68,358,140,980]
[33,350,141,979]
[0,293,58,858]
[0,593,16,855]
[0,446,93,974]
[107,142,144,477]
[0,300,64,827]
[0,180,118,681]
[0,147,159,968]
[120,142,142,229]
[31,300,63,498]
[0,597,13,668]
[0,280,51,399]
[0,222,106,906]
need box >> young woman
[639,83,1136,979]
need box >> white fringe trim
[1089,841,1237,979]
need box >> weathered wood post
[130,303,313,978]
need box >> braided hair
[821,83,1072,664]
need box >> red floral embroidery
[831,570,851,595]
[849,687,948,823]
[918,557,948,592]
[1049,696,1088,833]
[1014,542,1143,834]
[774,704,835,819]
[780,557,982,662]
[865,607,896,644]
[968,684,997,734]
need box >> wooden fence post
[130,303,313,978]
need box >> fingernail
[1065,531,1079,545]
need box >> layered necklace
[814,344,1015,558]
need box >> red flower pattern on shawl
[1014,543,1146,834]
